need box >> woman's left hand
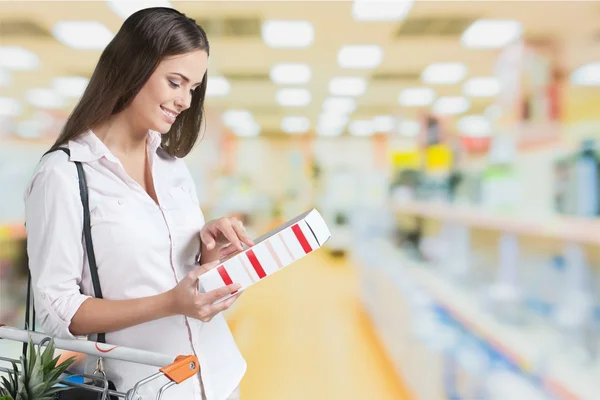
[200,217,255,259]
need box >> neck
[92,112,148,156]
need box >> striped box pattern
[198,209,331,303]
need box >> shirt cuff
[38,291,92,339]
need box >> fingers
[206,283,241,303]
[220,244,243,259]
[231,219,255,248]
[218,220,243,251]
[200,229,216,251]
[207,291,241,316]
[190,260,219,279]
[201,217,255,253]
[196,286,242,322]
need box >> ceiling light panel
[318,114,349,128]
[0,69,11,86]
[52,77,89,98]
[107,0,173,19]
[0,97,23,116]
[207,76,231,96]
[352,0,414,21]
[26,88,65,109]
[262,20,314,48]
[463,77,500,97]
[349,120,374,137]
[317,113,348,136]
[433,96,470,115]
[270,63,312,85]
[322,97,357,114]
[0,46,40,70]
[571,62,600,86]
[338,45,383,69]
[276,88,311,107]
[222,110,254,128]
[232,121,261,137]
[398,87,436,106]
[372,116,396,132]
[461,19,523,49]
[316,123,345,137]
[329,77,367,96]
[281,116,310,134]
[53,21,114,50]
[422,62,468,84]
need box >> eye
[168,80,180,89]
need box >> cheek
[130,90,153,115]
[147,79,170,102]
[134,81,167,109]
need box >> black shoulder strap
[25,147,106,353]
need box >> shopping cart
[0,325,199,400]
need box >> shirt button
[118,200,123,205]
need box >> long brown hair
[49,7,210,158]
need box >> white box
[198,209,331,302]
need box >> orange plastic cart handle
[159,355,199,384]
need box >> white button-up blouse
[24,129,246,400]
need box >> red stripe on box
[217,265,237,294]
[246,249,266,279]
[292,224,312,253]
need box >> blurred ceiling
[1,0,599,138]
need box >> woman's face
[127,49,208,134]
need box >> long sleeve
[24,164,91,339]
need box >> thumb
[190,260,220,280]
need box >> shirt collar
[147,129,162,154]
[68,129,162,163]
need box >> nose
[174,94,191,112]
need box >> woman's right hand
[167,260,241,322]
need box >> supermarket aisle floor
[226,251,413,400]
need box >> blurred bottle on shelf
[554,138,600,217]
[574,139,600,217]
[484,233,527,326]
[553,243,598,364]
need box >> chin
[154,122,172,134]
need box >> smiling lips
[161,106,179,123]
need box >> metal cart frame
[0,325,199,400]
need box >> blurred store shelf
[356,240,600,400]
[402,258,600,400]
[392,200,600,246]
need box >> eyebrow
[171,72,202,87]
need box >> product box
[198,209,331,302]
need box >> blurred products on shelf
[554,139,600,217]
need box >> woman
[24,7,252,400]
